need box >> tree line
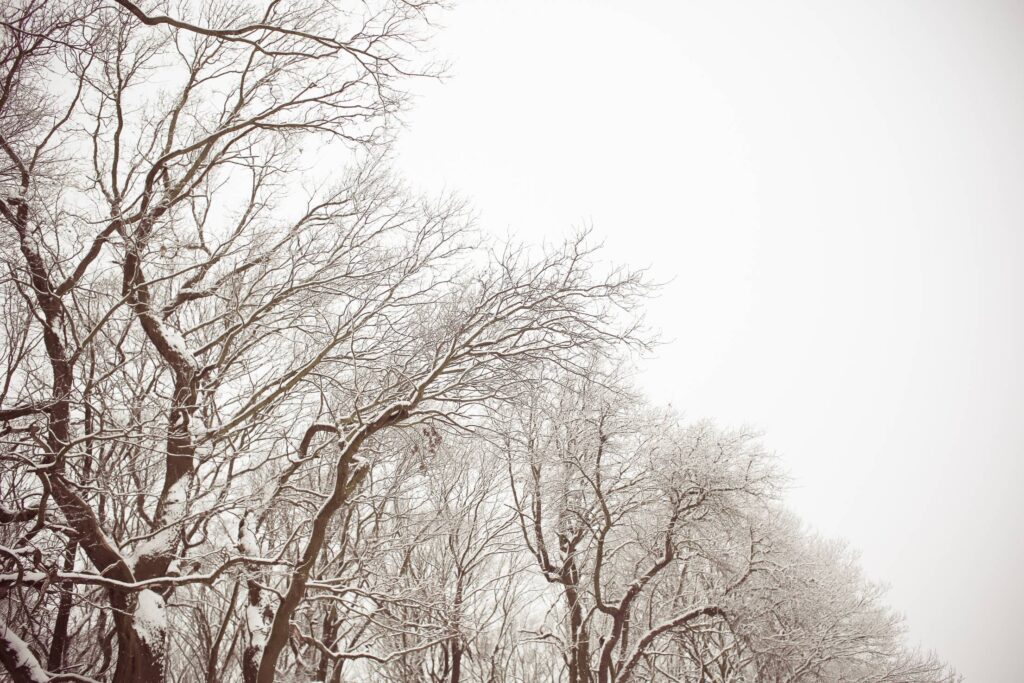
[0,0,957,680]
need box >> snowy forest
[0,1,959,681]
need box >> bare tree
[0,2,960,683]
[730,514,960,683]
[502,369,774,683]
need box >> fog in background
[394,1,1024,680]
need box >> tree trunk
[256,458,370,683]
[257,407,409,683]
[451,570,465,683]
[450,640,463,683]
[317,606,338,683]
[46,539,78,672]
[111,592,166,683]
[564,579,591,683]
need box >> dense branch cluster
[0,1,957,681]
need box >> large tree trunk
[450,640,463,683]
[111,591,167,683]
[242,576,274,683]
[8,217,150,681]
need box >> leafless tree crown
[0,1,958,681]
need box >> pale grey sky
[395,1,1024,679]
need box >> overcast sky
[394,1,1024,679]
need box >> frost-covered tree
[501,370,774,683]
[0,1,644,680]
[498,370,957,683]
[0,1,959,682]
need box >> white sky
[394,1,1024,679]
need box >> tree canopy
[0,1,958,681]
